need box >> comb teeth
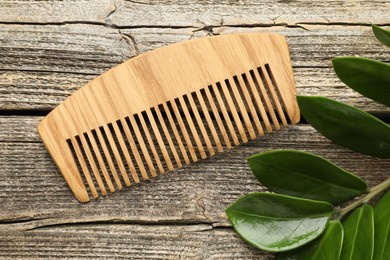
[65,64,292,198]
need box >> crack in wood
[0,68,100,76]
[0,20,197,30]
[125,0,153,5]
[195,197,214,224]
[105,3,118,22]
[118,30,140,56]
[0,217,215,232]
[0,110,49,117]
[296,22,390,27]
[1,20,389,30]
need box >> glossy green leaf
[248,150,368,204]
[225,193,334,252]
[297,96,390,158]
[372,24,390,48]
[276,220,344,260]
[340,204,374,260]
[332,57,390,107]
[373,189,390,260]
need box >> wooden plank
[1,25,390,111]
[0,0,116,24]
[0,0,389,26]
[1,116,389,231]
[112,0,390,27]
[0,225,273,259]
[2,25,389,74]
[0,24,136,75]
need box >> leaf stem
[338,177,390,218]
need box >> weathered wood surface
[1,0,389,25]
[1,0,390,259]
[1,117,389,258]
[0,225,275,259]
[2,24,390,111]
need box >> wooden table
[1,1,389,259]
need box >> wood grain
[1,0,390,258]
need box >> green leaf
[373,189,390,260]
[248,150,368,204]
[297,96,390,158]
[332,57,390,107]
[372,24,390,48]
[276,220,344,260]
[340,204,374,260]
[225,193,334,252]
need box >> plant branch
[338,177,390,218]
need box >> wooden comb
[38,33,300,202]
